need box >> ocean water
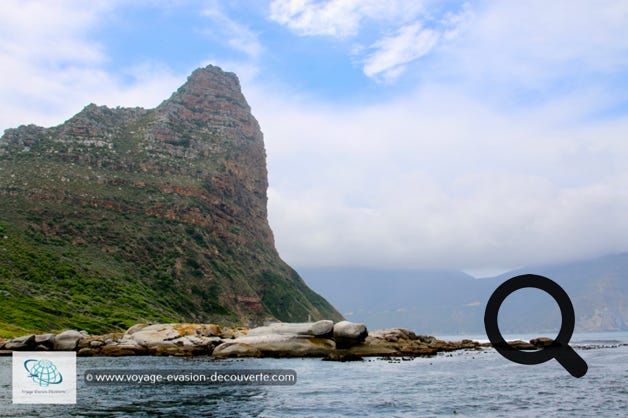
[1,332,626,417]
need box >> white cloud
[269,0,464,81]
[362,23,439,81]
[270,0,628,87]
[245,81,628,271]
[438,1,628,90]
[270,0,362,37]
[269,0,426,37]
[2,0,627,273]
[201,3,264,59]
[0,1,187,133]
[0,0,108,65]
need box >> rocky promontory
[6,321,612,360]
[0,321,486,360]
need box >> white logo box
[12,352,76,404]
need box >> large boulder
[246,320,334,338]
[34,334,55,350]
[213,335,335,359]
[125,324,185,347]
[54,330,84,351]
[333,321,368,348]
[124,323,223,354]
[5,334,36,350]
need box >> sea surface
[1,332,627,417]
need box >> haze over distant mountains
[300,253,628,335]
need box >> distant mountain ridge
[0,65,341,337]
[300,253,628,335]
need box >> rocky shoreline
[0,320,611,360]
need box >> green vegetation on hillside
[0,222,190,338]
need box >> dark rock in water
[530,337,555,348]
[322,352,364,362]
[505,340,536,350]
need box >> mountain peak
[159,65,248,113]
[0,64,342,335]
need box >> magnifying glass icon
[484,274,588,378]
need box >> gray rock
[89,340,105,348]
[5,335,36,350]
[125,324,225,352]
[126,324,189,347]
[246,320,334,338]
[54,330,83,351]
[333,321,368,348]
[369,328,418,342]
[34,334,55,349]
[213,335,335,358]
[125,323,150,336]
[212,342,261,358]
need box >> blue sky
[1,1,628,275]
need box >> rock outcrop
[0,65,342,333]
[0,321,488,359]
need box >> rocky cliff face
[0,65,341,336]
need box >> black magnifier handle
[555,343,588,378]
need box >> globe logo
[24,359,63,387]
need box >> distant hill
[0,65,341,337]
[300,253,628,335]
